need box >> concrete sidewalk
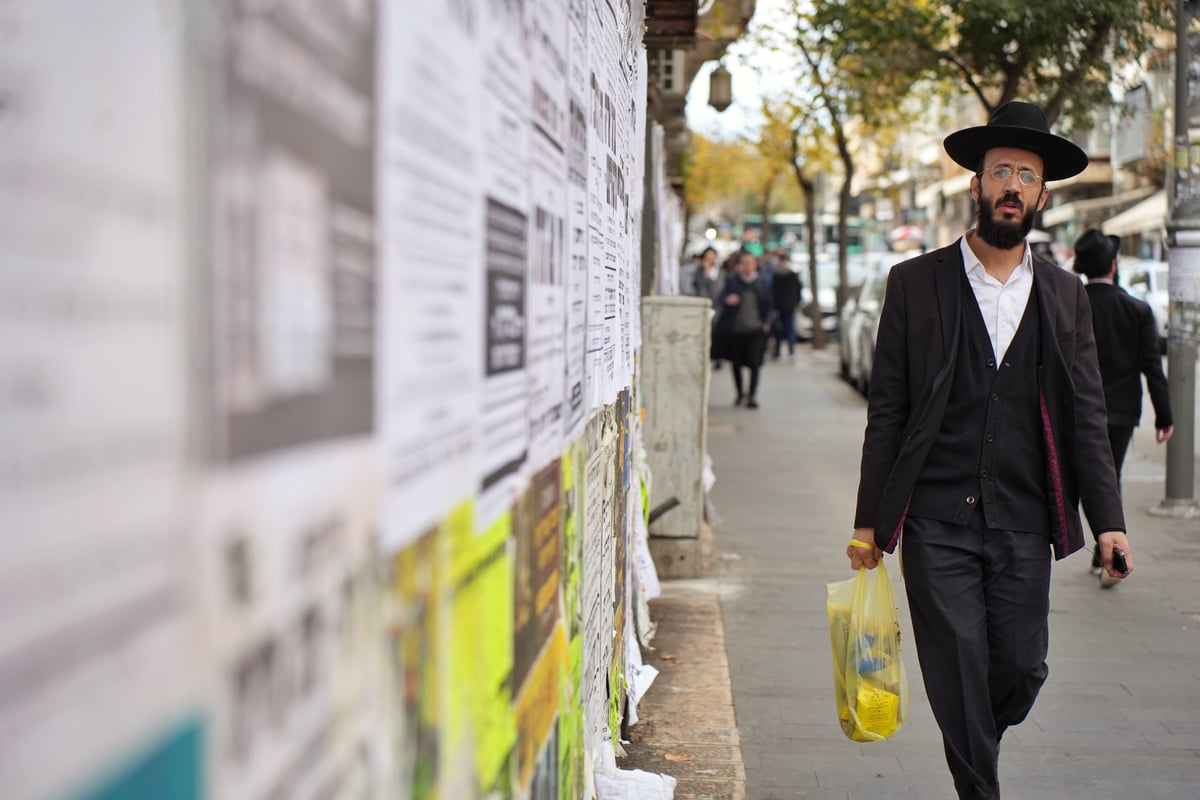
[625,348,1200,799]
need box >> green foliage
[682,132,803,221]
[808,0,1172,129]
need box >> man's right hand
[847,528,882,570]
[725,293,741,306]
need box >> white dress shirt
[959,234,1034,362]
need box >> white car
[850,253,914,395]
[838,289,862,385]
[796,257,870,341]
[1123,259,1169,352]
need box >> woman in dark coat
[712,251,774,408]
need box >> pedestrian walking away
[845,101,1132,800]
[712,251,773,409]
[770,252,802,361]
[1072,228,1173,585]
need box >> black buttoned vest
[908,269,1050,534]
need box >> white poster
[199,446,385,800]
[378,0,482,551]
[585,0,623,409]
[478,0,533,527]
[526,0,569,470]
[1168,245,1200,304]
[564,0,591,442]
[0,4,196,799]
[628,45,649,358]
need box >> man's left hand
[1096,530,1133,579]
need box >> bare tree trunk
[835,125,854,313]
[760,176,775,251]
[790,134,825,350]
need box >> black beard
[976,191,1036,250]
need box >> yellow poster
[448,506,515,794]
[514,461,563,692]
[515,624,567,789]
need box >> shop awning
[1040,186,1157,228]
[1102,190,1166,237]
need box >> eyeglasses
[979,164,1043,187]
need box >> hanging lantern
[708,64,732,112]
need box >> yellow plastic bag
[826,560,908,742]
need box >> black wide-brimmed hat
[943,101,1089,181]
[1072,229,1120,278]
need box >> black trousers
[729,331,766,399]
[902,514,1052,800]
[1107,424,1134,485]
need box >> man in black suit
[1073,229,1173,584]
[844,102,1132,800]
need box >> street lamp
[708,63,732,112]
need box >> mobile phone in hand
[1111,548,1129,576]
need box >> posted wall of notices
[0,0,663,798]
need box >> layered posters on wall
[585,0,643,409]
[581,412,616,758]
[203,2,386,797]
[377,0,482,551]
[620,24,647,382]
[0,4,201,799]
[585,0,621,408]
[608,391,632,741]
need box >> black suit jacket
[1083,281,1172,429]
[854,241,1126,560]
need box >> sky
[684,0,797,141]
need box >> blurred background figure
[712,251,773,408]
[769,252,801,361]
[689,246,720,301]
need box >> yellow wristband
[848,539,875,551]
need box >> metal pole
[1153,0,1200,519]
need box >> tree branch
[1044,20,1113,124]
[919,42,993,115]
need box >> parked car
[1124,259,1169,353]
[838,288,862,384]
[796,257,870,341]
[840,253,910,393]
[851,255,911,395]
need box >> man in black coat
[769,252,802,360]
[1072,229,1173,582]
[844,102,1131,800]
